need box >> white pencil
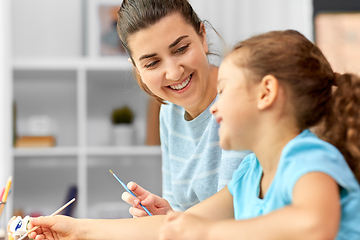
[18,198,76,240]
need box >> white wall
[11,0,313,58]
[12,0,83,57]
[190,0,313,48]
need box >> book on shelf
[14,136,56,148]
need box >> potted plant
[111,106,135,145]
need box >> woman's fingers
[122,191,137,205]
[127,182,151,198]
[129,206,150,217]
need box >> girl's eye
[145,60,159,69]
[175,44,189,54]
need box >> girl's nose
[210,102,217,115]
[165,59,184,81]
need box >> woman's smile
[167,73,193,92]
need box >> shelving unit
[6,0,163,220]
[11,55,162,218]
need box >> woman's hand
[159,211,214,240]
[122,182,173,217]
[27,215,79,240]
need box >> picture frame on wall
[87,0,127,58]
[315,12,360,75]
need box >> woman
[117,0,249,216]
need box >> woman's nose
[165,59,184,81]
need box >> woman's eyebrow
[169,35,189,48]
[139,53,157,61]
[138,35,189,61]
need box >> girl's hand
[159,211,213,240]
[122,182,173,217]
[27,215,78,240]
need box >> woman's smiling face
[128,12,213,114]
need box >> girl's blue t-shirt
[228,130,360,239]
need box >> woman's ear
[128,58,136,67]
[257,75,278,110]
[199,23,208,54]
[128,58,141,75]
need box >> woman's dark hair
[230,30,360,182]
[117,0,203,103]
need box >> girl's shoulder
[279,130,359,195]
[281,129,343,165]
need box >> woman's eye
[175,44,189,53]
[145,60,159,68]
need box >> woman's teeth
[169,75,191,90]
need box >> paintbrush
[18,198,76,240]
[109,170,152,216]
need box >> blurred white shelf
[87,146,161,156]
[12,57,132,71]
[13,146,161,157]
[13,147,78,157]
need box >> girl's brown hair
[117,0,203,104]
[230,30,360,182]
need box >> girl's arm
[28,188,233,240]
[28,215,167,240]
[160,172,341,240]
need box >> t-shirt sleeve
[219,150,252,191]
[279,139,354,203]
[228,154,254,196]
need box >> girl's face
[210,56,259,151]
[128,12,212,113]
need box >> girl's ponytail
[321,73,360,182]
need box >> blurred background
[0,0,359,226]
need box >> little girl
[159,30,360,239]
[26,29,360,240]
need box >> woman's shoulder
[160,101,183,115]
[160,102,185,124]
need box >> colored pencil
[0,187,4,201]
[0,176,12,217]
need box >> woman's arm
[160,172,341,240]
